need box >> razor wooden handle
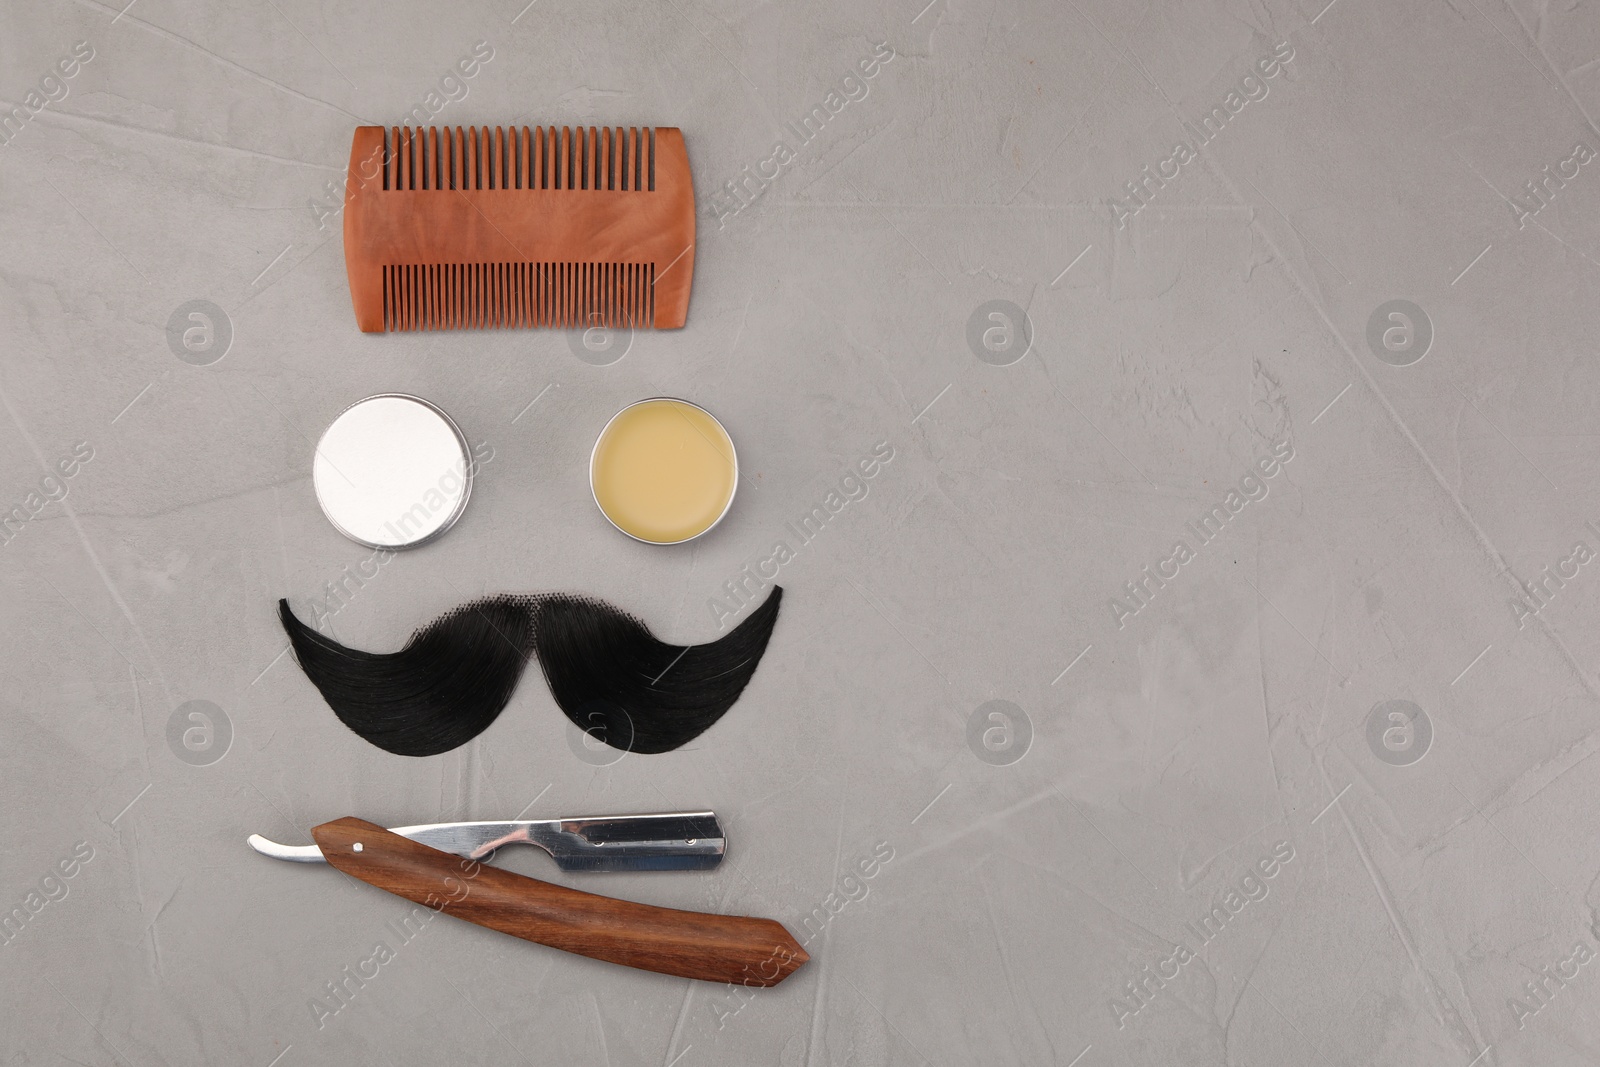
[312,818,807,985]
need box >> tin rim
[313,392,474,551]
[588,397,739,546]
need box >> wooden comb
[343,125,695,333]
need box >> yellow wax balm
[590,398,738,544]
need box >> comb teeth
[381,261,656,331]
[384,126,657,192]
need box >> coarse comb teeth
[383,125,657,193]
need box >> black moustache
[277,587,782,757]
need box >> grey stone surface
[3,0,1600,1064]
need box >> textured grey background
[3,0,1600,1064]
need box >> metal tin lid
[312,393,473,549]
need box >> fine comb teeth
[342,125,695,333]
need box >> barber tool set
[249,126,808,984]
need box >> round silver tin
[312,393,473,550]
[588,397,739,546]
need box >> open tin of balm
[590,398,738,544]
